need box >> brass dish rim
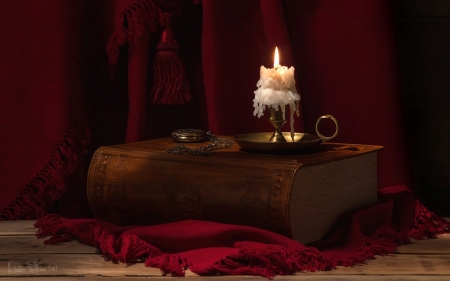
[234,132,323,153]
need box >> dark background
[394,0,450,216]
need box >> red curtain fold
[126,32,152,143]
[202,0,309,136]
[106,0,162,143]
[0,0,414,224]
[202,0,412,189]
[0,0,91,219]
[283,0,413,189]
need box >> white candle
[253,47,300,140]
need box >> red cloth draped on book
[35,185,450,278]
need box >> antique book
[87,137,383,244]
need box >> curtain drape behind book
[0,0,412,219]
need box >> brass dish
[234,113,339,153]
[234,132,323,153]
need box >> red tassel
[150,12,191,105]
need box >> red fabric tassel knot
[106,0,164,65]
[150,12,191,105]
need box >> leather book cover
[87,137,383,243]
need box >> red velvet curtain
[0,0,412,219]
[202,0,412,191]
[0,0,92,219]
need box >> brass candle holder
[234,104,339,153]
[268,105,287,142]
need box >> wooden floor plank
[313,254,450,275]
[0,236,98,255]
[0,220,36,236]
[2,253,450,277]
[277,277,450,281]
[396,234,450,254]
[2,220,450,280]
[2,276,450,281]
[280,277,450,281]
[0,253,165,277]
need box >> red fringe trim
[32,213,450,279]
[32,191,450,278]
[32,220,411,279]
[93,223,165,265]
[325,226,410,270]
[106,0,164,65]
[141,226,411,278]
[201,245,325,278]
[0,123,91,220]
[188,227,405,278]
[408,200,450,239]
[34,214,74,245]
[146,254,188,276]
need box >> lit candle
[253,47,300,140]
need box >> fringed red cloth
[1,123,91,220]
[35,185,450,278]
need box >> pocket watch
[168,129,234,156]
[171,128,209,143]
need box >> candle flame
[274,47,279,68]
